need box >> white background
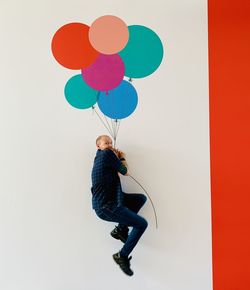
[0,0,212,289]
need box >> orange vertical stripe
[208,0,250,289]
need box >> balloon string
[104,115,113,138]
[112,119,121,148]
[92,106,113,138]
[95,92,115,140]
[92,106,119,146]
[114,119,118,138]
[115,119,121,141]
[129,174,158,229]
[112,119,117,148]
[111,119,115,138]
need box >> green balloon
[119,25,164,78]
[64,74,98,109]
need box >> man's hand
[118,151,126,159]
[112,148,125,159]
[112,148,128,169]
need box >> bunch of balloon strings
[91,103,158,229]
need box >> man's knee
[140,217,148,230]
[139,194,147,205]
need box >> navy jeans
[95,193,148,257]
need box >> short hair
[96,135,111,146]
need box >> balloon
[81,54,125,92]
[119,25,164,78]
[64,74,98,109]
[51,23,99,70]
[89,15,129,54]
[98,80,138,119]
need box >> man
[91,135,148,276]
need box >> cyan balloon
[64,74,98,109]
[98,80,138,119]
[119,25,164,78]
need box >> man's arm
[112,148,129,174]
[103,149,128,175]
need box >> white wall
[0,0,212,289]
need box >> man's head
[96,135,113,150]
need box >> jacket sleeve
[103,149,128,175]
[116,182,124,207]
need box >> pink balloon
[81,54,125,92]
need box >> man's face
[98,137,113,150]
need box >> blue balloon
[98,80,138,119]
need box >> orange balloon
[51,23,99,69]
[89,15,129,55]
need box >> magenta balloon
[81,54,125,92]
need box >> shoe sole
[110,232,127,243]
[112,255,133,276]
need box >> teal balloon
[64,74,98,109]
[119,25,164,78]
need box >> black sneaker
[110,226,129,243]
[113,252,133,276]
